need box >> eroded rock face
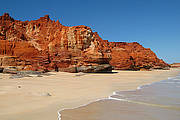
[108,42,169,70]
[0,13,169,72]
[0,13,111,72]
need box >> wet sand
[60,73,180,120]
[61,99,180,120]
[0,68,180,120]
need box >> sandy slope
[0,68,180,120]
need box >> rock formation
[170,63,180,68]
[0,13,169,73]
[108,42,169,70]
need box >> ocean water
[60,74,180,120]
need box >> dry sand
[0,68,180,120]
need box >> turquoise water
[60,74,180,120]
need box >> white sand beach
[0,68,180,120]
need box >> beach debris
[37,75,43,77]
[30,92,52,97]
[41,92,52,96]
[75,72,87,76]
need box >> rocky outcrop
[60,64,113,73]
[108,42,169,70]
[0,67,3,73]
[170,63,180,68]
[0,13,111,72]
[0,13,169,72]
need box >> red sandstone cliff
[0,13,169,72]
[108,42,169,70]
[170,63,180,68]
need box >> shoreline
[57,97,110,120]
[57,84,142,120]
[0,68,180,120]
[57,69,180,120]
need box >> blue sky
[1,0,180,63]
